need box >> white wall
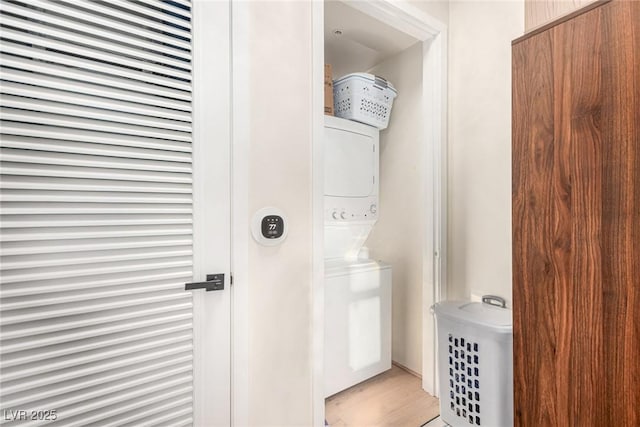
[410,0,450,24]
[365,0,524,379]
[446,1,524,306]
[366,42,425,374]
[247,2,313,425]
[238,1,523,423]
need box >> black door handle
[185,273,224,291]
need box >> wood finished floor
[325,365,440,427]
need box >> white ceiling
[324,1,419,79]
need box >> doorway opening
[312,1,448,426]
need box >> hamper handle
[373,75,389,89]
[482,295,506,308]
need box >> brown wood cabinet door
[512,1,640,426]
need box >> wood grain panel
[525,0,598,31]
[513,1,640,425]
[563,10,605,423]
[600,1,640,425]
[549,15,578,425]
[512,28,559,426]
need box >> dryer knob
[331,211,339,220]
[340,211,347,220]
[370,204,377,214]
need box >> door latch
[185,274,224,292]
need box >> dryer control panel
[325,195,378,222]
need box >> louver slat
[102,0,192,30]
[0,27,191,79]
[9,0,191,48]
[168,0,193,9]
[98,400,192,427]
[0,42,191,91]
[0,81,192,122]
[1,321,193,368]
[2,310,194,352]
[0,95,192,132]
[0,137,191,163]
[135,0,193,20]
[0,2,191,61]
[0,56,192,103]
[58,0,192,40]
[0,125,192,153]
[2,356,194,410]
[0,14,191,71]
[0,0,195,425]
[0,109,192,140]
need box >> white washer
[324,259,392,398]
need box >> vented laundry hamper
[433,297,513,427]
[333,73,397,130]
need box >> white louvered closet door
[0,0,232,426]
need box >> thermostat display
[251,207,288,246]
[261,215,284,239]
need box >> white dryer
[323,116,392,397]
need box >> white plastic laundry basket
[433,296,513,427]
[333,73,397,129]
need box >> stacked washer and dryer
[323,115,392,397]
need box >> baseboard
[392,361,422,379]
[422,415,447,427]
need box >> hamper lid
[433,300,512,333]
[333,72,397,96]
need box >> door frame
[230,1,250,426]
[191,1,255,425]
[192,0,233,425]
[311,2,448,425]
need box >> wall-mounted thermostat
[251,207,288,246]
